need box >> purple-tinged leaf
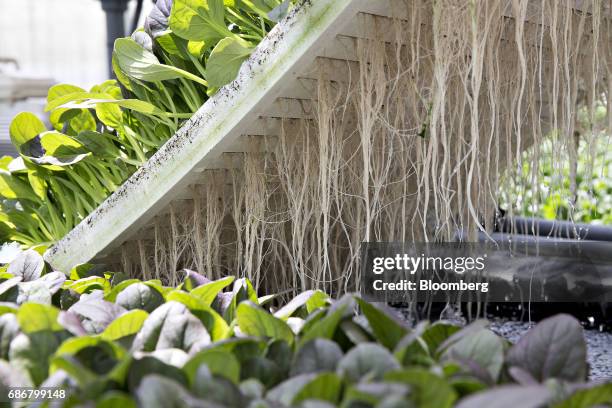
[58,311,88,336]
[132,31,153,53]
[455,385,550,408]
[506,314,587,382]
[38,272,67,295]
[144,0,172,38]
[68,298,126,334]
[181,269,210,290]
[7,249,44,282]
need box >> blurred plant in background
[500,102,611,224]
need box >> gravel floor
[488,319,612,381]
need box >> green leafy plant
[500,103,611,224]
[0,0,290,247]
[0,245,608,407]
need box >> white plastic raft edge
[45,0,364,271]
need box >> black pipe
[100,0,129,78]
[131,0,145,34]
[498,216,612,242]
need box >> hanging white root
[115,0,611,296]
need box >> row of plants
[0,245,609,407]
[0,0,290,246]
[500,104,611,224]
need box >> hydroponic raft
[45,0,612,295]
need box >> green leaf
[96,102,124,128]
[164,291,230,340]
[0,170,39,202]
[53,335,126,361]
[336,343,400,382]
[241,356,283,388]
[116,282,165,312]
[27,169,47,200]
[67,298,126,334]
[267,0,290,22]
[39,131,86,155]
[9,112,46,151]
[236,301,294,344]
[305,290,330,313]
[437,319,490,353]
[9,331,64,386]
[128,355,188,390]
[181,269,210,291]
[385,368,458,408]
[239,378,264,399]
[190,275,235,305]
[355,298,408,350]
[101,310,149,341]
[298,304,347,346]
[49,354,98,386]
[50,336,131,389]
[191,307,230,341]
[131,302,210,352]
[47,83,86,103]
[96,391,137,408]
[136,348,189,367]
[290,338,343,376]
[441,329,505,383]
[555,383,612,408]
[68,263,101,280]
[273,290,325,320]
[136,375,205,408]
[393,322,430,366]
[114,38,207,86]
[67,276,109,294]
[166,289,206,310]
[202,337,266,363]
[206,37,253,87]
[170,0,233,44]
[343,382,410,407]
[44,91,110,112]
[223,278,258,322]
[0,313,20,359]
[340,320,373,345]
[65,109,97,135]
[75,131,122,159]
[7,249,44,281]
[506,314,587,382]
[37,272,67,295]
[258,294,277,306]
[265,338,292,376]
[191,365,246,406]
[63,98,168,118]
[0,277,21,301]
[104,279,140,301]
[16,280,52,305]
[158,313,210,352]
[267,372,342,406]
[0,359,32,389]
[184,348,240,384]
[17,303,63,333]
[421,321,461,356]
[23,130,90,168]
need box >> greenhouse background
[0,0,152,155]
